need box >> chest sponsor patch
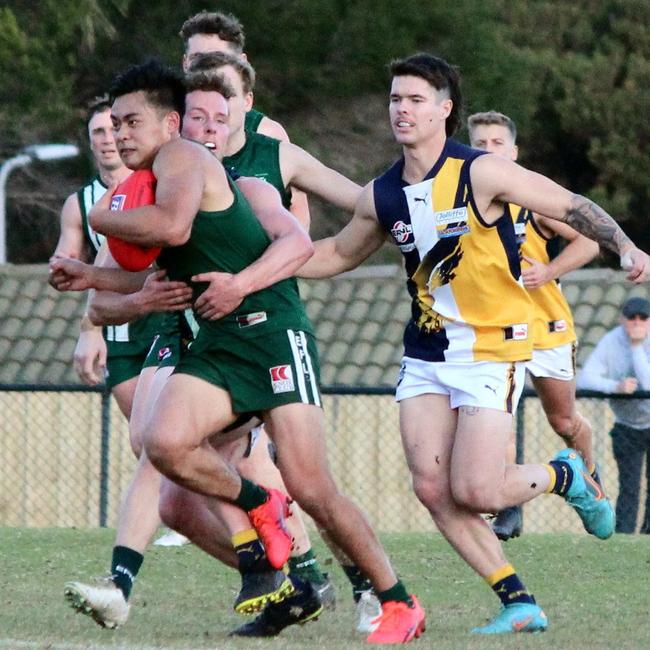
[514,222,527,245]
[504,323,528,341]
[110,194,126,211]
[270,365,295,394]
[434,207,470,238]
[236,311,268,328]
[391,220,413,244]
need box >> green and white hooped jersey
[76,175,166,353]
[77,175,107,257]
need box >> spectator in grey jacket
[577,296,650,533]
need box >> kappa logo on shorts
[110,194,126,211]
[157,346,172,362]
[270,365,295,394]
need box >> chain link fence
[1,384,647,534]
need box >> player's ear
[244,91,254,113]
[165,111,182,135]
[439,98,453,121]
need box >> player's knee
[412,475,449,515]
[158,483,183,529]
[143,428,185,477]
[547,412,574,438]
[451,478,503,512]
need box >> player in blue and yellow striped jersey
[468,110,602,541]
[300,52,649,635]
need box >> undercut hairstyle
[109,59,185,117]
[390,53,462,137]
[86,94,111,123]
[185,69,235,101]
[467,111,517,142]
[187,51,256,94]
[179,11,245,53]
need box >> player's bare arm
[298,181,387,279]
[49,255,153,293]
[193,177,313,320]
[280,141,362,214]
[89,139,205,247]
[88,270,193,326]
[521,215,599,289]
[470,154,650,281]
[53,193,87,260]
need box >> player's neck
[401,132,447,185]
[225,126,247,157]
[99,165,131,187]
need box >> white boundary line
[0,641,178,650]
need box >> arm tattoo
[565,195,632,254]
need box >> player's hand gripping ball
[107,169,162,271]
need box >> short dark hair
[390,53,462,137]
[179,11,245,53]
[187,51,256,94]
[184,68,235,101]
[86,95,111,124]
[109,59,185,117]
[467,111,517,142]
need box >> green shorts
[174,328,321,414]
[141,332,182,370]
[105,352,147,389]
[141,313,194,370]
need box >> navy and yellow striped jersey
[374,139,533,363]
[511,206,576,349]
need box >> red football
[106,169,162,271]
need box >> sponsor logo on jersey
[237,311,268,328]
[549,319,567,333]
[398,243,416,253]
[157,346,172,361]
[391,220,413,244]
[270,365,295,394]
[435,207,470,238]
[110,194,126,211]
[503,323,528,341]
[514,221,527,245]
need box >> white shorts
[526,343,575,381]
[396,357,526,413]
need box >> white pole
[0,154,32,265]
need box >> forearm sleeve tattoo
[565,194,632,254]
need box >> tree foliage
[2,0,650,261]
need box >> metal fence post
[515,393,526,465]
[515,393,526,532]
[99,389,111,527]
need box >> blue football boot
[554,448,615,539]
[472,603,548,634]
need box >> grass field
[1,527,649,649]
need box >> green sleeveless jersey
[223,132,292,209]
[158,177,312,338]
[244,108,265,133]
[76,176,166,353]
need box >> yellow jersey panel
[512,206,576,349]
[375,139,533,363]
